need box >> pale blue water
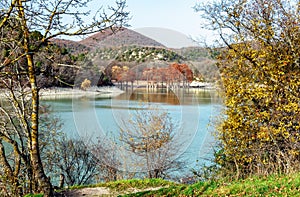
[42,88,222,172]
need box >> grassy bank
[25,172,300,196]
[119,173,300,197]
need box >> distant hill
[79,27,165,49]
[174,47,210,61]
[1,26,216,89]
[51,28,211,62]
[47,28,217,87]
[115,46,185,62]
[89,46,186,63]
[50,38,89,54]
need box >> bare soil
[56,186,163,197]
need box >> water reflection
[114,88,217,105]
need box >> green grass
[68,178,176,192]
[119,172,300,196]
[23,194,43,197]
[25,173,300,196]
[55,173,300,196]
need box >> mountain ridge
[51,27,167,53]
[79,27,166,49]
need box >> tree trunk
[17,1,53,195]
[27,53,53,196]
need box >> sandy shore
[39,86,124,100]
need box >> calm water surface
[43,88,222,170]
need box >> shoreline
[0,85,216,101]
[39,86,125,100]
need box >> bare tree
[119,104,184,179]
[49,137,99,186]
[0,82,32,196]
[0,0,129,195]
[91,138,122,182]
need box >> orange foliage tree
[170,63,193,83]
[142,63,193,88]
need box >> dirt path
[59,187,111,196]
[57,186,163,197]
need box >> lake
[42,87,222,173]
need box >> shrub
[81,78,91,90]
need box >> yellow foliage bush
[81,79,91,90]
[197,0,300,177]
